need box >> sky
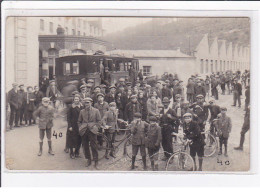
[102,17,153,34]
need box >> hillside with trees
[104,17,250,54]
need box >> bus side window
[63,62,71,75]
[72,61,79,74]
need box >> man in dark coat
[40,75,49,95]
[234,106,250,151]
[159,97,178,160]
[7,83,19,129]
[161,82,172,100]
[244,84,250,111]
[186,78,195,104]
[34,86,44,108]
[105,85,116,104]
[125,95,142,123]
[211,76,219,100]
[232,78,242,107]
[194,81,206,98]
[18,84,27,126]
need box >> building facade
[194,34,250,75]
[5,17,106,90]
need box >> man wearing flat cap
[162,82,172,100]
[94,93,109,119]
[7,83,20,129]
[232,78,242,108]
[194,81,206,99]
[105,85,116,104]
[125,94,142,123]
[18,84,27,126]
[79,84,91,100]
[91,85,102,104]
[78,97,102,169]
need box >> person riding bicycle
[207,98,221,140]
[102,102,118,159]
[182,113,205,171]
[145,116,162,171]
[128,112,149,170]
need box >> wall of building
[195,34,250,76]
[138,57,196,82]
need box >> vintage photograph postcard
[4,16,250,172]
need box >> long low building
[108,49,196,82]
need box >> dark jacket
[18,90,27,108]
[186,82,195,94]
[67,103,84,130]
[194,85,206,97]
[216,114,232,138]
[183,120,205,147]
[159,107,178,129]
[105,92,116,104]
[34,91,44,107]
[145,123,162,149]
[26,93,36,112]
[233,83,242,96]
[7,88,19,109]
[102,110,118,133]
[94,102,109,118]
[162,87,172,100]
[125,101,142,122]
[189,102,208,124]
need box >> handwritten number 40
[217,159,230,165]
[53,131,63,139]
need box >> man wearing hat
[17,84,27,126]
[46,80,61,107]
[34,85,44,109]
[79,84,91,100]
[207,98,221,139]
[78,78,87,91]
[91,85,102,104]
[145,116,162,171]
[24,86,36,126]
[33,97,55,156]
[186,78,196,104]
[128,112,149,170]
[211,76,219,100]
[154,81,162,100]
[194,81,206,99]
[215,107,232,156]
[159,97,178,160]
[125,94,142,123]
[117,77,126,88]
[105,85,116,104]
[232,78,242,107]
[189,94,208,132]
[101,102,118,159]
[39,75,49,95]
[7,83,20,129]
[162,81,172,100]
[78,97,102,169]
[182,112,205,171]
[94,93,109,118]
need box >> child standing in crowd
[33,97,55,156]
[182,113,205,171]
[128,112,149,170]
[216,107,232,156]
[67,95,84,159]
[102,102,118,159]
[145,116,162,171]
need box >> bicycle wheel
[204,132,218,157]
[114,130,127,142]
[166,152,195,171]
[96,133,111,161]
[123,135,142,161]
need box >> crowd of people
[6,68,250,171]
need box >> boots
[234,135,244,151]
[86,159,92,167]
[218,146,222,155]
[142,156,147,170]
[110,151,116,158]
[198,158,203,171]
[192,157,197,171]
[48,141,55,155]
[94,160,99,170]
[224,145,228,157]
[70,148,75,159]
[154,164,159,171]
[38,142,43,156]
[131,156,136,170]
[151,161,155,171]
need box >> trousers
[82,130,98,161]
[9,105,19,126]
[233,91,241,106]
[161,126,173,158]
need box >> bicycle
[203,122,218,157]
[166,132,195,171]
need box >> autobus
[55,54,139,90]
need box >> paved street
[5,91,250,172]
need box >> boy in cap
[128,112,149,170]
[105,85,116,104]
[125,94,142,123]
[216,107,232,156]
[94,93,109,118]
[102,102,118,159]
[145,116,162,171]
[182,113,205,171]
[33,97,55,156]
